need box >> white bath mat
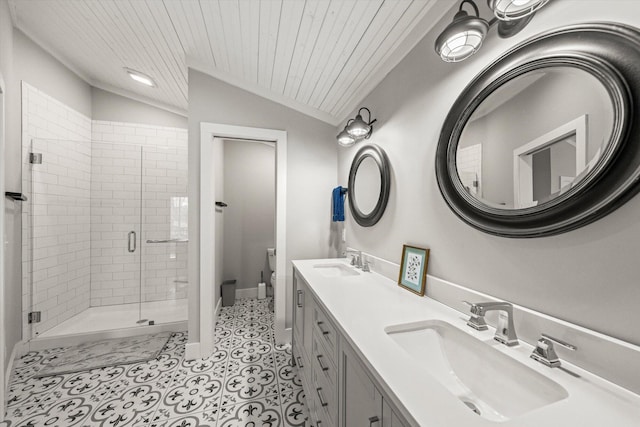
[35,332,172,378]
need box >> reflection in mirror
[353,157,382,215]
[456,67,614,209]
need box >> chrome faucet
[344,249,363,268]
[464,301,519,346]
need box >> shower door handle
[128,231,137,253]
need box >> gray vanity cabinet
[293,268,411,427]
[340,340,409,427]
[341,341,383,425]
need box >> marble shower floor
[3,297,309,426]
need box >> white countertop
[292,258,640,427]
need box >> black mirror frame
[348,144,391,227]
[436,23,640,238]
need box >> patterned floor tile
[281,389,310,426]
[151,372,223,424]
[12,397,93,427]
[90,383,164,426]
[148,410,218,427]
[228,339,273,365]
[6,374,65,408]
[4,298,310,427]
[217,394,283,427]
[222,363,279,402]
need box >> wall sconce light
[435,0,550,63]
[337,107,377,147]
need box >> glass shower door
[28,138,94,338]
[140,145,189,325]
[89,142,145,327]
[28,140,145,338]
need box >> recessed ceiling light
[125,68,157,87]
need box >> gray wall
[222,140,275,291]
[188,69,337,343]
[1,17,93,365]
[338,1,640,346]
[92,87,187,128]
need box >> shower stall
[24,137,188,340]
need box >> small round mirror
[348,145,391,227]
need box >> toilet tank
[267,248,276,271]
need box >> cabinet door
[341,344,383,426]
[383,400,410,427]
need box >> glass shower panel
[90,142,143,324]
[140,145,188,324]
[28,138,93,338]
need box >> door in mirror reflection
[456,67,614,210]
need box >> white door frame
[195,123,287,358]
[514,115,588,208]
[0,72,7,420]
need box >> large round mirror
[348,144,391,227]
[436,23,640,237]
[457,66,615,210]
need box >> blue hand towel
[332,186,347,222]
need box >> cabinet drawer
[312,332,337,387]
[312,366,337,427]
[313,304,338,361]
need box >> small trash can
[221,279,237,307]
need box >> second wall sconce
[435,0,550,63]
[337,107,377,147]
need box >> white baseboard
[6,340,26,388]
[236,287,258,299]
[215,297,222,318]
[185,342,201,361]
[185,299,222,362]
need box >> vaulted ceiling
[9,0,453,125]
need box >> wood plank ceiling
[9,0,452,125]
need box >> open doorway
[221,139,276,302]
[192,123,286,359]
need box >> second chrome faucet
[464,301,519,346]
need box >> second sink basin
[385,320,568,421]
[313,263,360,277]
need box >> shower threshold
[37,299,188,338]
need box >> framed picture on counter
[398,245,429,296]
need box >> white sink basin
[385,320,568,421]
[313,263,360,277]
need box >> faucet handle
[362,261,370,272]
[541,334,577,351]
[462,300,488,331]
[531,334,576,368]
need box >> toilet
[267,247,276,296]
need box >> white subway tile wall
[21,82,93,338]
[21,83,188,338]
[91,122,188,307]
[457,144,483,197]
